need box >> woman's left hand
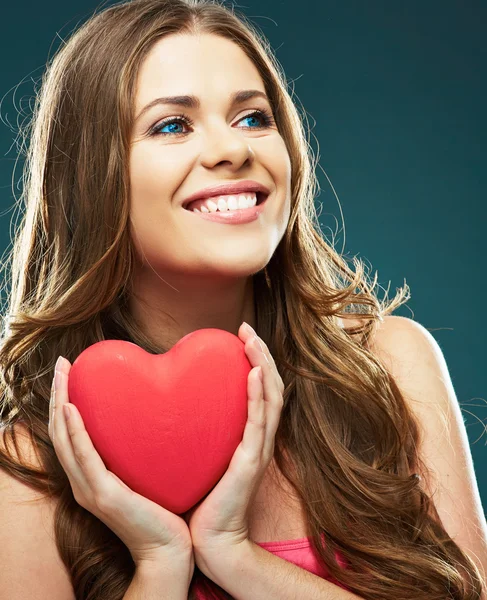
[183,322,285,563]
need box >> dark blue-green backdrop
[1,1,485,514]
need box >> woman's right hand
[48,356,194,579]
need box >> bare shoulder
[338,314,432,450]
[360,314,438,377]
[0,423,75,599]
[342,314,440,408]
[351,320,487,584]
[0,421,44,471]
[337,313,396,342]
[338,314,419,365]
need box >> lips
[184,192,267,212]
[181,180,271,210]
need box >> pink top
[193,533,350,598]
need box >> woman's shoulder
[0,420,44,472]
[337,314,408,364]
[337,313,402,336]
[0,423,75,598]
[336,315,366,330]
[336,313,387,338]
[0,421,50,510]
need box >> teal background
[1,2,485,514]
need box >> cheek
[127,151,173,265]
[260,137,292,189]
[130,150,169,201]
[265,139,292,205]
[275,142,292,218]
[278,142,292,183]
[129,213,186,271]
[128,190,198,271]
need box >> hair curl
[0,0,484,598]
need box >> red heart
[67,328,251,514]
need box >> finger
[63,400,115,503]
[50,364,105,506]
[50,367,74,461]
[48,376,56,440]
[54,373,120,510]
[240,366,266,462]
[246,339,284,457]
[49,367,90,486]
[257,339,284,394]
[241,328,284,395]
[246,336,282,411]
[254,337,277,372]
[238,323,277,369]
[260,367,284,459]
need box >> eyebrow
[135,89,270,121]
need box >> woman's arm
[200,539,364,600]
[123,560,192,600]
[368,315,487,593]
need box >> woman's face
[129,33,291,284]
[130,34,291,282]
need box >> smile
[183,192,269,225]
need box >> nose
[200,127,255,170]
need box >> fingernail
[54,368,63,391]
[55,356,65,372]
[242,322,255,335]
[252,334,265,354]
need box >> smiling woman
[128,32,290,323]
[0,1,485,600]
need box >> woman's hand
[48,356,194,578]
[183,322,285,564]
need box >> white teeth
[227,196,239,211]
[191,193,258,213]
[207,199,219,213]
[237,195,250,210]
[217,198,228,212]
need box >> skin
[128,33,292,350]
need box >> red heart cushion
[67,328,251,514]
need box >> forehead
[134,33,265,111]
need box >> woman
[0,0,485,598]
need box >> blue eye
[149,108,276,137]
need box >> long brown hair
[0,0,484,598]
